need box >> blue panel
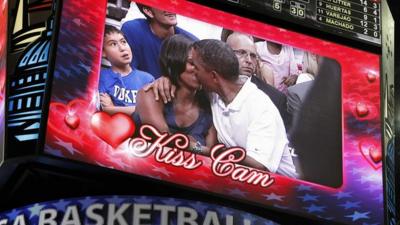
[26,97,32,108]
[17,99,22,110]
[18,79,23,85]
[8,114,41,122]
[15,134,39,141]
[25,122,40,130]
[18,42,40,67]
[35,96,41,107]
[27,76,32,82]
[27,41,47,65]
[17,83,46,91]
[39,41,50,62]
[11,82,15,87]
[8,101,14,112]
[7,122,25,127]
[35,74,39,80]
[8,110,42,117]
[24,64,47,71]
[8,90,44,99]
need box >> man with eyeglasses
[224,31,291,130]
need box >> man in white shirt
[190,39,297,178]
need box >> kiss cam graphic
[43,0,384,224]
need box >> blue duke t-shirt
[99,68,154,106]
[121,19,198,79]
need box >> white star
[263,192,284,201]
[94,161,113,169]
[54,136,81,155]
[28,203,45,218]
[135,196,153,204]
[147,174,162,180]
[106,196,125,205]
[366,174,382,182]
[73,18,82,26]
[79,197,97,209]
[228,188,248,197]
[191,202,208,213]
[152,166,173,177]
[162,198,182,205]
[296,184,312,191]
[352,167,364,175]
[107,156,130,169]
[333,191,352,199]
[53,199,70,210]
[191,180,210,189]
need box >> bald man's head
[225,33,258,77]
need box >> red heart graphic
[367,73,376,83]
[369,147,382,163]
[359,139,382,170]
[90,112,135,148]
[64,114,80,129]
[356,102,369,117]
[47,99,111,163]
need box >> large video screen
[44,0,383,224]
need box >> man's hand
[281,74,298,87]
[100,93,114,108]
[143,77,176,103]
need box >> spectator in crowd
[99,25,154,116]
[121,4,198,79]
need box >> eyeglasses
[232,49,258,61]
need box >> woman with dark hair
[135,34,217,154]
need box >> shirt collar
[216,75,252,112]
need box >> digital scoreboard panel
[206,0,381,46]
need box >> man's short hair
[192,39,239,81]
[104,25,124,38]
[221,28,255,43]
[136,3,151,20]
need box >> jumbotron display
[37,0,384,224]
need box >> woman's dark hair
[159,35,211,112]
[159,34,193,88]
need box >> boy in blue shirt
[99,25,154,115]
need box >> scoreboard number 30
[290,1,306,18]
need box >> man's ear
[142,7,154,19]
[211,71,219,83]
